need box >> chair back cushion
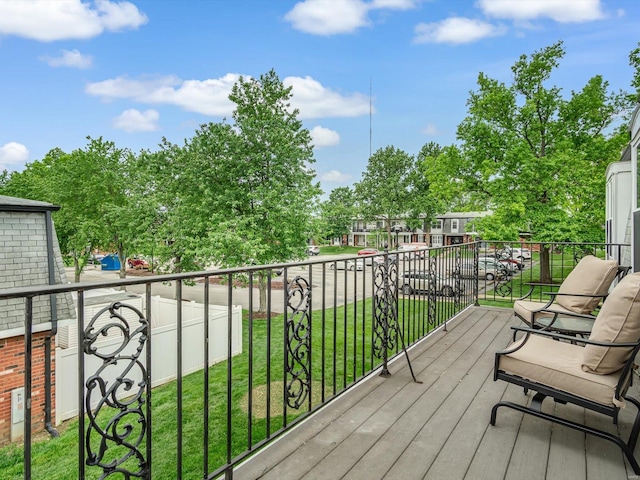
[556,255,619,314]
[582,273,640,374]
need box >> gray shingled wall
[0,211,75,331]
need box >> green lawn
[1,295,458,479]
[318,245,362,255]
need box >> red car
[127,257,150,270]
[357,248,380,256]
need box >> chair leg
[625,396,640,453]
[490,399,640,475]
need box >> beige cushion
[514,300,578,326]
[499,334,622,406]
[582,273,640,374]
[556,255,618,314]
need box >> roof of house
[0,195,60,212]
[435,211,491,220]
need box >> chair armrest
[533,308,596,320]
[518,282,561,301]
[545,292,608,299]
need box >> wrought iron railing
[1,243,476,479]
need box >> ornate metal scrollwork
[453,248,462,306]
[494,277,512,297]
[373,256,399,361]
[84,301,149,479]
[285,276,312,409]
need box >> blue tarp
[100,254,121,271]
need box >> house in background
[607,104,640,272]
[347,211,489,248]
[0,195,75,444]
[428,212,488,247]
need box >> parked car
[499,246,532,261]
[329,259,365,271]
[496,256,525,270]
[454,260,508,280]
[358,248,380,256]
[127,257,150,270]
[478,256,517,275]
[307,245,320,256]
[398,243,428,260]
[399,271,463,297]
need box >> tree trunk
[258,274,267,314]
[539,244,552,284]
[117,240,126,279]
[74,253,81,283]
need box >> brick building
[0,195,74,444]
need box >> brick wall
[0,331,53,445]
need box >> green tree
[181,70,321,313]
[321,187,356,245]
[356,146,434,248]
[432,41,628,282]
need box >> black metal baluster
[77,291,85,480]
[202,278,209,478]
[176,281,183,479]
[24,296,33,480]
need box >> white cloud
[40,49,93,69]
[285,76,370,119]
[113,109,160,132]
[477,0,605,23]
[86,74,239,116]
[0,0,148,42]
[321,170,352,183]
[413,17,506,44]
[87,73,370,120]
[310,126,340,147]
[370,0,416,9]
[285,0,418,35]
[0,142,29,170]
[422,123,441,136]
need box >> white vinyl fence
[55,294,242,424]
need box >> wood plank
[234,306,487,480]
[294,310,504,480]
[380,310,514,480]
[465,382,528,480]
[546,402,587,480]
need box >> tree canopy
[427,41,630,281]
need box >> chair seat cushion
[499,334,622,407]
[514,300,576,326]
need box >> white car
[501,247,531,260]
[478,256,517,274]
[329,259,365,271]
[306,245,320,256]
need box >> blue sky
[1,0,639,195]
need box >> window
[451,219,459,233]
[431,219,443,230]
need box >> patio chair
[491,273,640,474]
[513,255,622,333]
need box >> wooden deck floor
[234,307,640,480]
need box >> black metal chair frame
[491,326,640,474]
